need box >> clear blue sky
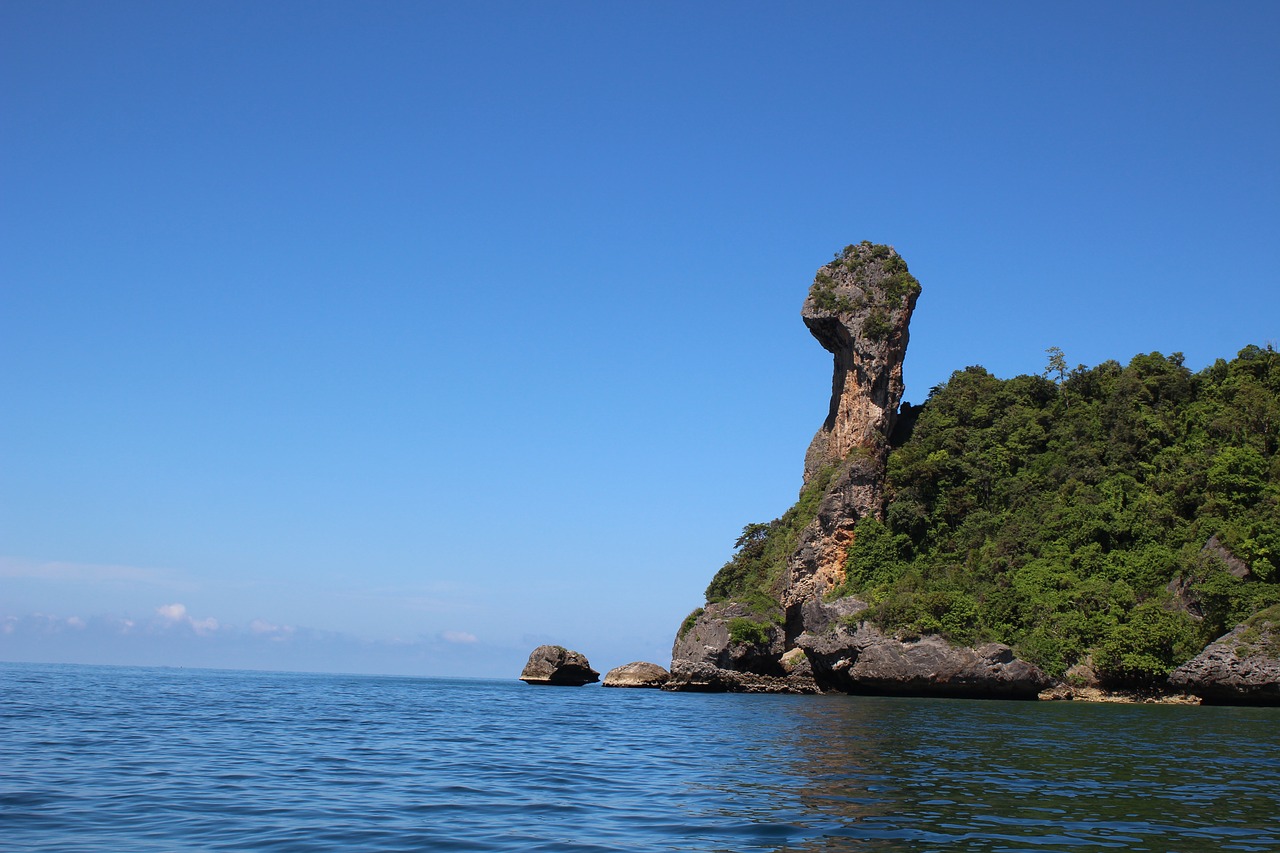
[3,1,1277,678]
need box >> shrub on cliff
[705,463,840,614]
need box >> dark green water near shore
[2,663,1276,851]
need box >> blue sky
[2,2,1277,678]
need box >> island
[665,242,1280,704]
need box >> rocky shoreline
[519,614,1280,704]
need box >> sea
[2,662,1277,852]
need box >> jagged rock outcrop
[801,242,920,483]
[794,595,1051,698]
[798,616,1051,699]
[1202,534,1253,579]
[783,453,884,610]
[519,645,600,686]
[1169,610,1280,704]
[671,243,1043,699]
[602,661,670,689]
[671,602,785,674]
[670,243,943,697]
[665,602,819,692]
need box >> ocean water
[2,663,1277,852]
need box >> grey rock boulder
[798,619,1050,699]
[602,661,670,689]
[670,602,785,676]
[1202,534,1253,579]
[519,645,600,686]
[667,603,820,693]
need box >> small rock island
[519,645,600,686]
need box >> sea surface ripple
[2,663,1277,851]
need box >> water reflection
[773,696,1280,851]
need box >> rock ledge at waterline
[602,662,670,689]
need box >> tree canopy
[836,344,1280,682]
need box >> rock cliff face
[797,610,1050,699]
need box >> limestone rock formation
[787,243,920,606]
[782,452,884,609]
[602,661,670,689]
[519,645,600,686]
[666,602,819,692]
[800,242,920,484]
[791,595,1050,698]
[1168,611,1280,704]
[669,242,1279,705]
[670,242,936,696]
[670,602,785,674]
[671,242,1041,700]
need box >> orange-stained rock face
[783,243,920,610]
[800,242,919,484]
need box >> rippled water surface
[2,663,1278,851]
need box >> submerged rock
[602,662,670,689]
[519,645,600,686]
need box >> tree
[1044,346,1068,384]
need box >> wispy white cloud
[0,556,181,585]
[0,610,522,677]
[156,603,218,635]
[341,581,480,616]
[249,619,297,641]
[156,603,187,622]
[190,617,219,636]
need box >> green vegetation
[834,345,1280,683]
[808,241,921,322]
[728,617,772,646]
[678,608,704,639]
[1234,603,1280,657]
[810,269,859,314]
[705,462,841,615]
